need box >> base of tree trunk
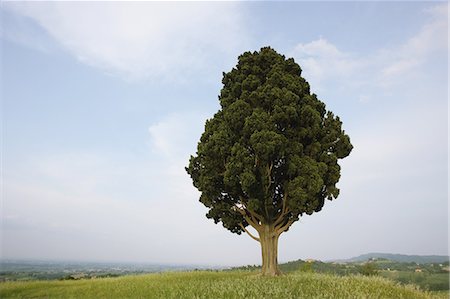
[261,268,282,276]
[260,225,282,276]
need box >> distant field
[0,271,446,299]
[380,270,449,292]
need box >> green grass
[379,271,449,291]
[431,290,449,298]
[0,271,445,299]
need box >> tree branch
[239,223,260,242]
[265,162,273,192]
[247,210,263,226]
[263,162,274,221]
[239,196,264,223]
[244,215,260,230]
[276,219,295,235]
[233,205,246,215]
[281,192,288,214]
[233,204,262,230]
[274,193,289,226]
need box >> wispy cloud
[148,112,206,163]
[379,3,447,86]
[4,2,249,82]
[291,38,367,88]
[148,111,208,192]
[291,3,447,92]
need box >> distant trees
[186,47,352,276]
[359,262,379,276]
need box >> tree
[359,262,379,276]
[186,47,353,276]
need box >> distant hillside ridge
[334,253,449,264]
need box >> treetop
[187,46,352,236]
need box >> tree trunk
[259,224,281,276]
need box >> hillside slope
[0,271,444,298]
[338,253,449,264]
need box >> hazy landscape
[0,260,208,281]
[1,253,449,298]
[1,1,448,298]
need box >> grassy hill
[0,271,447,298]
[232,259,450,292]
[340,253,449,264]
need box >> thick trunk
[259,224,281,276]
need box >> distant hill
[335,253,449,264]
[0,260,215,281]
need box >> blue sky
[1,2,448,266]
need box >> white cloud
[294,38,342,58]
[379,3,447,85]
[148,112,205,160]
[291,38,367,88]
[4,2,248,81]
[148,111,209,179]
[381,58,420,78]
[291,3,447,91]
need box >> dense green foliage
[359,262,379,276]
[186,46,352,238]
[1,271,444,299]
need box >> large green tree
[186,47,352,276]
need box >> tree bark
[259,224,281,276]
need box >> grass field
[1,271,447,299]
[379,270,449,291]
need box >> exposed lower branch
[275,219,295,235]
[265,162,273,192]
[265,163,274,219]
[244,215,260,230]
[281,192,288,214]
[238,196,264,224]
[239,223,260,242]
[233,205,246,216]
[247,207,264,224]
[274,193,289,226]
[233,205,259,228]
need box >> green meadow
[1,271,447,299]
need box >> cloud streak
[4,2,249,82]
[291,3,447,92]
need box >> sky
[0,1,448,267]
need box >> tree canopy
[186,47,352,275]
